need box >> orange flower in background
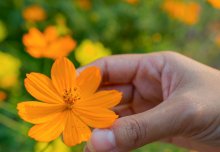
[214,33,220,47]
[208,0,220,9]
[23,26,76,59]
[0,91,7,101]
[162,0,201,25]
[125,0,139,5]
[76,0,92,10]
[17,57,122,146]
[22,5,46,22]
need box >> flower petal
[58,36,76,53]
[44,26,58,43]
[25,47,45,58]
[25,72,63,103]
[23,28,46,48]
[28,111,67,142]
[17,101,66,124]
[63,111,91,146]
[51,57,76,95]
[45,37,76,59]
[74,107,118,128]
[76,67,101,98]
[75,90,122,108]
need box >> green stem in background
[42,58,53,76]
[43,58,48,75]
[0,113,28,135]
[0,102,17,115]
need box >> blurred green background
[0,0,220,151]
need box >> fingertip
[85,129,117,152]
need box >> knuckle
[160,51,185,69]
[161,51,180,57]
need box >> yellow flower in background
[208,0,220,9]
[55,14,71,35]
[22,5,46,22]
[75,40,111,65]
[162,0,201,25]
[23,26,76,59]
[17,57,121,146]
[0,52,21,89]
[0,21,7,42]
[35,138,70,152]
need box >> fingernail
[87,129,116,152]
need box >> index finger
[77,54,143,84]
[76,53,164,105]
[77,53,164,84]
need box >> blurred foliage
[0,0,220,151]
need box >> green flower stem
[0,113,28,135]
[42,58,53,76]
[0,102,17,115]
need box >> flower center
[63,87,80,109]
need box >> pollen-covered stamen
[63,87,81,109]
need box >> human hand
[82,52,220,152]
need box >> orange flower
[208,0,220,9]
[0,91,7,101]
[76,0,92,10]
[125,0,139,5]
[214,33,220,47]
[23,26,76,59]
[17,57,122,146]
[162,0,201,25]
[22,5,46,22]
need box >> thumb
[84,101,192,152]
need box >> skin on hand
[82,51,220,152]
